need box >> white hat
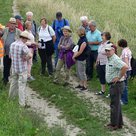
[20,31,30,39]
[26,11,33,16]
[9,17,16,24]
[61,26,72,33]
[105,43,114,50]
[80,16,88,21]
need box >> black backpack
[130,56,136,79]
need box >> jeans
[121,71,131,104]
[3,55,11,82]
[38,49,53,75]
[86,50,98,78]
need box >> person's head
[118,39,128,49]
[105,43,116,58]
[40,18,47,27]
[25,21,32,30]
[77,26,86,37]
[61,26,72,37]
[20,31,30,43]
[88,20,96,32]
[26,11,33,21]
[56,12,62,21]
[101,32,111,42]
[8,17,17,31]
[15,15,23,23]
[80,16,88,27]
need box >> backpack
[130,56,136,79]
[52,18,67,31]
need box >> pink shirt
[120,47,132,71]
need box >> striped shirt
[10,39,29,73]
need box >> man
[52,11,69,66]
[9,31,32,107]
[2,18,21,85]
[80,16,90,33]
[105,43,128,131]
[25,11,37,62]
[15,15,24,31]
[86,20,102,80]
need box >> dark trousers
[38,49,53,75]
[3,55,11,82]
[86,50,98,78]
[110,82,124,126]
[33,49,38,62]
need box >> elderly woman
[95,32,111,95]
[25,21,37,81]
[118,39,132,105]
[73,26,88,91]
[38,18,56,76]
[80,16,90,33]
[54,26,75,85]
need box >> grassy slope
[0,0,64,136]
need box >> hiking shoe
[27,76,35,81]
[106,94,110,98]
[75,85,83,89]
[80,86,88,91]
[95,91,105,95]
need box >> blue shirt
[52,19,69,49]
[86,29,102,51]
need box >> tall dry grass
[18,0,136,55]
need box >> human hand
[112,77,120,83]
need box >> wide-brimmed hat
[9,17,16,24]
[20,31,30,40]
[61,26,72,33]
[105,43,114,50]
[15,15,23,20]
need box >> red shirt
[17,22,23,31]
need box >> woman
[73,26,88,91]
[38,18,56,76]
[25,21,37,81]
[95,32,111,95]
[118,39,132,105]
[54,26,74,85]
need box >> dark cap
[15,15,23,20]
[56,12,62,18]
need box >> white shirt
[38,25,55,42]
[120,47,132,71]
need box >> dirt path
[69,75,136,136]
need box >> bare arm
[88,41,101,45]
[52,35,56,44]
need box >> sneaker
[75,85,83,89]
[80,86,88,91]
[96,91,105,95]
[27,76,35,81]
[106,94,110,98]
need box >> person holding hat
[54,26,75,85]
[52,12,69,67]
[105,43,128,131]
[15,15,24,31]
[9,31,32,107]
[2,17,21,85]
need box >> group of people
[0,11,133,131]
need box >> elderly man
[52,11,69,67]
[2,18,21,85]
[80,16,90,33]
[25,11,37,62]
[86,20,102,80]
[105,43,128,131]
[9,31,32,107]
